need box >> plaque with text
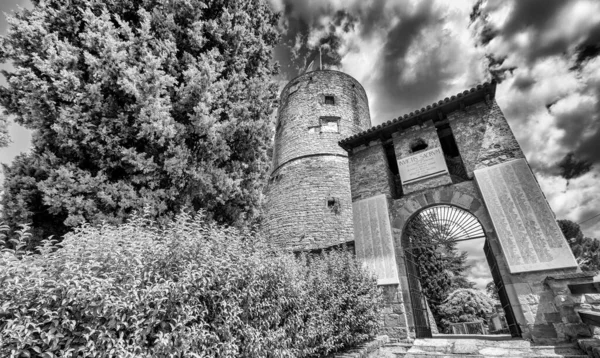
[397,147,449,185]
[353,195,399,285]
[474,159,578,273]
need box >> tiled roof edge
[339,80,497,147]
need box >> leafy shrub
[437,288,496,333]
[0,212,381,357]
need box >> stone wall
[503,271,600,344]
[449,99,525,178]
[349,140,395,202]
[272,70,371,171]
[264,70,371,250]
[379,285,411,341]
[385,180,585,342]
[392,120,452,195]
[347,143,409,342]
[265,73,581,343]
[388,182,511,337]
[263,155,354,250]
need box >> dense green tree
[0,0,280,247]
[558,219,584,242]
[558,219,600,271]
[446,244,475,291]
[438,288,496,333]
[406,217,450,307]
[0,112,9,148]
[405,216,475,328]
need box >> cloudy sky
[268,0,600,288]
[1,0,600,288]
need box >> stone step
[378,348,588,358]
[409,344,585,355]
[577,338,600,357]
[577,310,600,327]
[400,353,588,358]
[377,338,588,358]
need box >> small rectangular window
[324,95,335,105]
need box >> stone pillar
[474,158,580,342]
[449,99,525,178]
[349,139,409,341]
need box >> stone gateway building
[263,70,598,344]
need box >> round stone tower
[264,70,371,250]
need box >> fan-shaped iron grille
[408,205,485,246]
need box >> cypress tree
[0,0,280,247]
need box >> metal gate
[484,239,521,337]
[404,246,432,338]
[401,204,500,338]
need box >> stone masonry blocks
[349,140,394,201]
[448,100,525,178]
[265,70,371,250]
[263,156,355,250]
[272,70,371,170]
[392,121,452,195]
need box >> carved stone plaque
[474,159,578,273]
[353,194,399,285]
[397,147,449,185]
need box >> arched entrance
[402,204,521,338]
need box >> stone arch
[392,187,492,236]
[390,186,521,338]
[400,203,486,250]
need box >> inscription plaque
[353,194,399,285]
[474,159,578,273]
[397,147,449,185]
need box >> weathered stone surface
[450,190,473,209]
[449,100,525,178]
[264,70,371,250]
[563,323,592,339]
[392,121,452,195]
[469,198,482,212]
[475,159,578,273]
[330,335,390,358]
[264,156,355,250]
[586,294,600,303]
[531,323,558,339]
[350,141,395,201]
[354,195,399,285]
[378,285,410,342]
[452,341,478,354]
[397,147,449,185]
[273,70,370,169]
[384,314,403,327]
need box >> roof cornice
[339,80,497,150]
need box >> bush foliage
[437,288,496,333]
[0,213,381,357]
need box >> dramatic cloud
[471,0,600,237]
[271,0,490,120]
[270,0,600,286]
[456,238,490,290]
